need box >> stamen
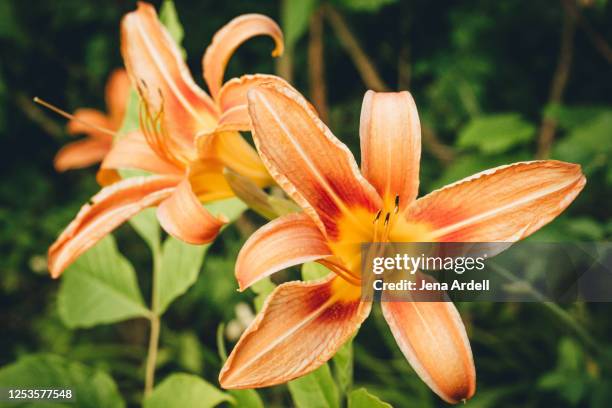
[33,97,116,137]
[394,195,400,214]
[384,212,390,226]
[319,260,361,286]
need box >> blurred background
[1,0,611,406]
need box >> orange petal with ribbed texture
[247,84,382,240]
[382,300,476,404]
[219,275,369,389]
[157,179,226,244]
[67,108,114,140]
[236,212,332,291]
[99,131,184,176]
[203,14,283,99]
[403,160,586,242]
[54,138,112,172]
[121,2,218,152]
[48,175,180,278]
[105,68,131,128]
[360,90,421,209]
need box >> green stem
[144,241,162,397]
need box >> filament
[33,97,116,137]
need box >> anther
[394,195,400,213]
[384,212,390,226]
[373,209,382,223]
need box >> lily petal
[220,275,370,389]
[247,84,382,239]
[188,158,235,202]
[99,131,184,176]
[404,161,586,242]
[48,175,180,278]
[218,74,292,118]
[236,213,332,291]
[67,108,114,140]
[360,91,421,209]
[157,179,227,244]
[105,68,131,128]
[203,14,283,99]
[121,2,218,151]
[382,299,476,404]
[54,138,112,172]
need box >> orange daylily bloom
[48,2,287,278]
[218,84,586,403]
[53,69,130,172]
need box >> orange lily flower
[218,84,586,403]
[48,2,287,278]
[53,69,130,172]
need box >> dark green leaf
[0,354,125,408]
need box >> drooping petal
[382,300,476,404]
[105,68,132,128]
[203,14,284,99]
[236,213,332,290]
[54,138,112,172]
[99,131,184,176]
[360,90,421,209]
[157,179,227,244]
[219,275,369,389]
[121,2,218,151]
[402,160,586,242]
[48,175,180,278]
[67,108,114,140]
[247,84,382,240]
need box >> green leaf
[543,104,610,131]
[157,237,209,315]
[332,338,353,393]
[156,198,246,314]
[176,332,204,374]
[457,113,535,154]
[117,90,140,135]
[553,111,612,170]
[129,208,160,251]
[282,0,319,50]
[205,197,248,223]
[251,277,276,312]
[159,0,184,47]
[348,388,393,408]
[58,236,149,328]
[302,261,330,281]
[229,389,264,408]
[0,354,125,408]
[144,373,233,408]
[335,0,397,12]
[288,363,339,408]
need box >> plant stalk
[144,241,162,397]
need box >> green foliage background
[1,0,611,407]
